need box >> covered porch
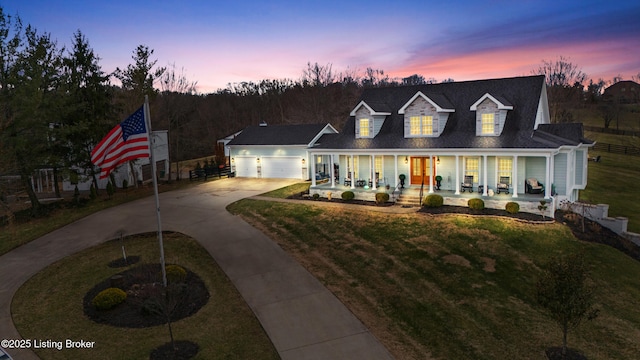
[308,152,555,200]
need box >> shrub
[375,192,390,204]
[423,194,444,207]
[122,179,128,190]
[505,202,520,214]
[92,287,127,311]
[89,184,97,200]
[312,193,320,200]
[341,191,355,201]
[166,264,187,284]
[468,198,485,210]
[106,181,114,199]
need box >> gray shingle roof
[227,123,332,146]
[315,75,591,150]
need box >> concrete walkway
[0,178,393,360]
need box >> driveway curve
[0,178,393,360]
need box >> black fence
[584,125,640,137]
[592,142,640,156]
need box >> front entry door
[410,157,434,185]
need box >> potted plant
[399,174,406,188]
[435,175,442,190]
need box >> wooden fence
[592,142,640,156]
[584,125,639,137]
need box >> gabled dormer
[398,91,454,138]
[350,101,390,139]
[470,93,513,136]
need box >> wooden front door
[410,157,434,185]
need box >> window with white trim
[409,115,434,136]
[465,157,479,183]
[481,113,494,134]
[374,156,383,181]
[498,158,512,182]
[359,118,370,137]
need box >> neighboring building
[228,75,594,214]
[62,130,170,191]
[603,80,640,103]
[227,123,338,179]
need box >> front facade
[228,76,593,215]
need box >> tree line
[1,6,637,215]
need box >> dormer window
[481,113,495,135]
[351,101,390,139]
[410,116,434,136]
[399,91,454,138]
[470,93,512,136]
[359,118,371,137]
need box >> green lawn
[228,198,640,360]
[12,232,278,360]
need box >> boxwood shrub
[92,287,127,311]
[341,191,355,201]
[375,192,390,204]
[166,264,187,284]
[505,201,520,214]
[468,198,485,210]
[423,194,444,208]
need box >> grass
[12,232,279,360]
[582,150,640,233]
[227,199,640,360]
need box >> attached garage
[234,156,258,177]
[262,157,302,179]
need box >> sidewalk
[0,178,394,360]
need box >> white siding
[554,153,568,195]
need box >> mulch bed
[419,204,547,221]
[108,255,141,268]
[150,340,200,360]
[83,263,209,328]
[545,346,588,360]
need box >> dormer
[470,93,513,136]
[350,101,390,138]
[398,92,454,138]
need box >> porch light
[256,157,260,163]
[231,157,235,163]
[404,156,408,164]
[302,158,306,165]
[437,156,440,165]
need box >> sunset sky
[2,0,639,94]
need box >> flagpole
[144,95,168,288]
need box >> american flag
[91,106,150,179]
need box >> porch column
[330,154,335,188]
[350,154,355,189]
[428,155,434,193]
[545,155,552,199]
[512,155,518,198]
[482,155,488,196]
[455,155,460,195]
[371,155,377,190]
[394,155,398,188]
[311,154,317,187]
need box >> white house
[227,76,594,215]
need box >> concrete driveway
[0,178,393,360]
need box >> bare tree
[533,57,587,123]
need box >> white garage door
[262,157,302,179]
[235,157,258,177]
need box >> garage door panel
[263,157,301,179]
[235,157,257,177]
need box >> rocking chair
[461,175,474,192]
[496,176,510,194]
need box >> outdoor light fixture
[437,156,440,165]
[404,156,408,164]
[231,157,235,163]
[302,158,306,165]
[256,157,260,163]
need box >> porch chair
[460,175,474,192]
[344,177,352,187]
[496,176,510,194]
[525,178,544,194]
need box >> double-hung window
[481,113,495,134]
[409,115,434,136]
[465,157,479,183]
[359,118,370,137]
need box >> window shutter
[355,119,360,137]
[369,119,374,137]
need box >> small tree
[106,181,114,199]
[536,253,598,359]
[538,200,548,220]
